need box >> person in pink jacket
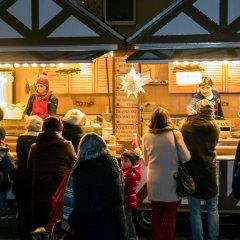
[121,149,142,240]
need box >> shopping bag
[47,170,71,231]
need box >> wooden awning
[126,48,240,63]
[0,0,125,63]
[126,0,240,62]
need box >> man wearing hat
[27,116,77,229]
[23,72,58,119]
[121,149,142,240]
[181,99,220,240]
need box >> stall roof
[126,48,240,63]
[0,0,125,63]
[126,0,240,62]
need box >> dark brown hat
[121,150,140,165]
[43,116,63,133]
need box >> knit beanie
[36,72,49,89]
[0,126,6,140]
[62,109,85,125]
[25,115,43,132]
[43,116,63,133]
[121,150,140,165]
[196,99,214,114]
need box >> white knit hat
[62,109,85,125]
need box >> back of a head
[149,106,172,128]
[199,76,212,87]
[0,126,6,140]
[63,109,85,125]
[196,99,214,115]
[43,116,63,132]
[78,132,107,161]
[25,115,43,132]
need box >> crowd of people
[0,74,239,240]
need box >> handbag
[47,169,72,231]
[172,131,195,198]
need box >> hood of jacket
[74,153,121,181]
[186,113,217,133]
[62,121,83,134]
[35,131,65,147]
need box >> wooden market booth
[122,0,240,225]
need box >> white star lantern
[119,66,151,98]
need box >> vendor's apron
[32,98,49,119]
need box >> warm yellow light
[40,63,46,67]
[183,61,189,65]
[173,61,179,65]
[4,64,11,68]
[222,60,229,65]
[192,61,199,65]
[13,63,20,68]
[22,63,29,67]
[32,63,38,67]
[49,63,55,67]
[58,63,64,67]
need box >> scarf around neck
[35,89,52,101]
[149,125,175,134]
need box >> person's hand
[186,107,197,115]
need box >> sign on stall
[215,120,231,138]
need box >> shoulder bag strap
[172,130,181,164]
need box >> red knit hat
[36,72,49,89]
[43,116,63,133]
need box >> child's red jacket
[122,163,142,210]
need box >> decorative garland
[56,68,81,74]
[0,67,14,73]
[173,65,203,72]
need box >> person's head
[0,126,6,140]
[121,150,140,169]
[196,99,214,115]
[62,109,85,125]
[36,72,49,94]
[78,132,108,162]
[198,76,213,98]
[25,115,43,132]
[43,116,63,133]
[149,106,172,129]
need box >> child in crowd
[0,126,16,220]
[121,149,142,240]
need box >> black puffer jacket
[62,121,84,153]
[181,113,220,199]
[68,153,127,240]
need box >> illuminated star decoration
[119,66,151,98]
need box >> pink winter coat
[122,163,142,210]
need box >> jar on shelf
[109,135,116,156]
[131,133,138,150]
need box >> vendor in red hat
[23,72,58,119]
